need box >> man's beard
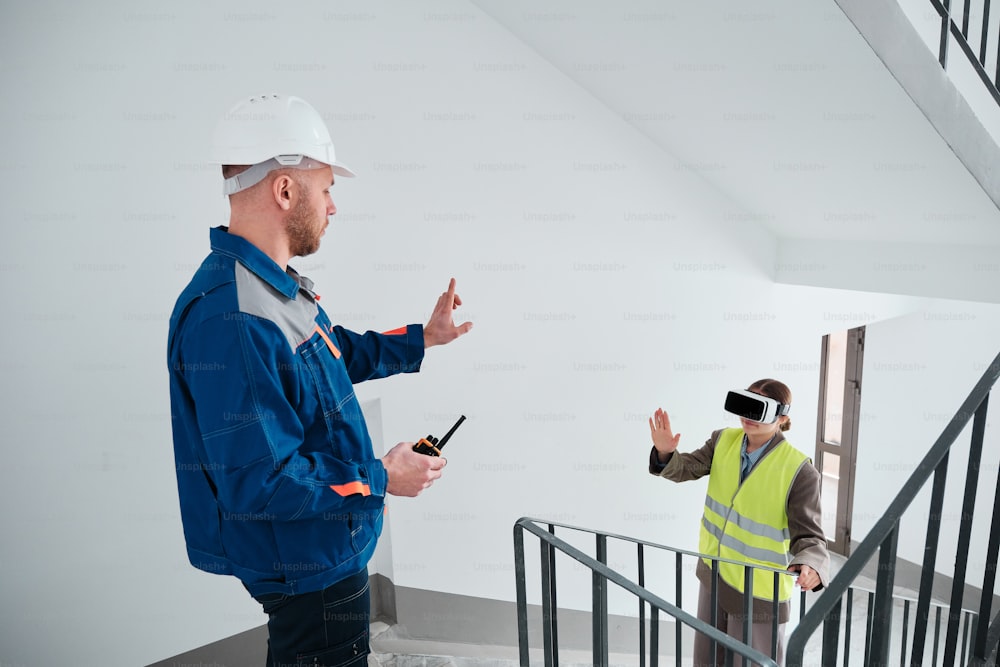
[286,187,324,258]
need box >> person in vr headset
[647,379,829,667]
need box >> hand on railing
[788,563,821,591]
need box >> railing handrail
[517,515,984,612]
[516,516,982,617]
[787,349,1000,664]
[515,517,780,667]
[516,515,798,578]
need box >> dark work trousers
[692,581,786,667]
[251,569,370,667]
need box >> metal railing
[513,352,999,665]
[929,0,1000,108]
[809,583,981,666]
[514,517,807,667]
[513,518,984,666]
[787,350,1000,667]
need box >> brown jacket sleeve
[786,459,831,590]
[648,429,724,482]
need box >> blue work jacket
[167,226,424,596]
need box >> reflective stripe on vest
[698,428,809,602]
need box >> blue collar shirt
[740,433,774,483]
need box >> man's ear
[271,174,295,211]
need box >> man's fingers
[444,278,457,304]
[434,288,461,317]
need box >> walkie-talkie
[413,415,466,457]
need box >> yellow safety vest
[698,428,809,602]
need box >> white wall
[0,1,983,665]
[855,304,1000,591]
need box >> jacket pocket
[296,629,369,667]
[299,334,360,454]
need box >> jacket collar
[210,226,300,300]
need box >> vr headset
[724,389,790,424]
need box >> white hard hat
[210,93,355,195]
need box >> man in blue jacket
[168,94,473,666]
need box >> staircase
[513,351,1000,666]
[787,351,1000,665]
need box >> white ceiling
[469,0,1000,249]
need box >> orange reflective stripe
[329,481,371,497]
[382,326,407,336]
[314,325,341,359]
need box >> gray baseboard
[145,574,679,665]
[145,574,395,667]
[146,623,269,667]
[371,572,397,625]
[390,584,680,654]
[147,560,996,666]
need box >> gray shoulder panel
[235,262,318,351]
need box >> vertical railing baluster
[995,3,1000,92]
[940,0,953,67]
[651,606,659,667]
[945,395,989,665]
[711,560,720,664]
[822,595,842,667]
[771,573,780,661]
[514,525,530,667]
[912,456,949,666]
[870,526,899,666]
[962,0,971,38]
[549,524,560,667]
[863,591,875,667]
[638,543,646,667]
[980,0,992,65]
[899,599,910,667]
[540,536,556,667]
[843,588,853,667]
[975,393,1000,662]
[742,565,753,649]
[593,533,608,667]
[675,553,683,667]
